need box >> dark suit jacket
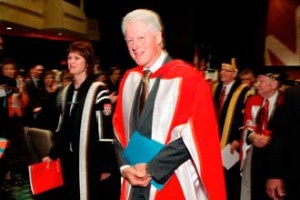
[246,91,285,200]
[25,78,43,107]
[268,85,300,199]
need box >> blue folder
[122,131,165,190]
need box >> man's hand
[230,140,240,154]
[251,132,271,148]
[100,172,111,181]
[266,178,286,200]
[109,92,118,104]
[132,163,149,178]
[122,164,151,187]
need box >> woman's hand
[42,156,52,162]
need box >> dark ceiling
[84,0,269,70]
[0,0,269,72]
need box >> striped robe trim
[79,82,102,200]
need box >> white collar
[266,90,279,106]
[143,50,168,73]
[223,80,235,94]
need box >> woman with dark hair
[43,41,120,200]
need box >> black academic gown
[48,76,120,200]
[214,80,250,200]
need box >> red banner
[264,0,300,65]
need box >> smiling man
[112,8,226,200]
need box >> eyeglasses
[125,36,145,45]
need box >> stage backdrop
[265,0,300,66]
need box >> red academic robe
[113,59,226,200]
[240,92,285,199]
[240,92,285,169]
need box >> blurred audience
[24,64,45,126]
[33,70,60,133]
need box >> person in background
[212,58,251,200]
[239,67,257,95]
[0,58,19,182]
[43,40,120,200]
[2,58,23,121]
[105,66,122,93]
[24,64,44,126]
[0,38,9,183]
[112,8,226,200]
[55,69,73,112]
[25,64,44,89]
[60,69,74,88]
[94,70,108,83]
[93,55,101,75]
[2,59,30,173]
[240,68,286,200]
[266,81,300,200]
[8,70,29,119]
[104,66,122,105]
[239,68,256,87]
[34,70,60,133]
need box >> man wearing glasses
[212,58,251,200]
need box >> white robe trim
[79,82,102,200]
[240,105,260,171]
[122,73,206,199]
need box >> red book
[28,159,64,195]
[262,129,272,137]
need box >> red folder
[28,159,64,195]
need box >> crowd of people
[0,44,123,199]
[0,8,299,200]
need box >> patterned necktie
[257,99,269,133]
[218,86,226,113]
[140,70,152,113]
[263,99,269,129]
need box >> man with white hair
[113,8,226,200]
[212,58,251,200]
[240,68,286,200]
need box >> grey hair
[121,9,164,36]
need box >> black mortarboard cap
[257,67,287,84]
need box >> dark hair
[60,69,73,82]
[42,70,55,80]
[2,57,17,66]
[239,68,256,78]
[67,41,94,75]
[108,66,121,76]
